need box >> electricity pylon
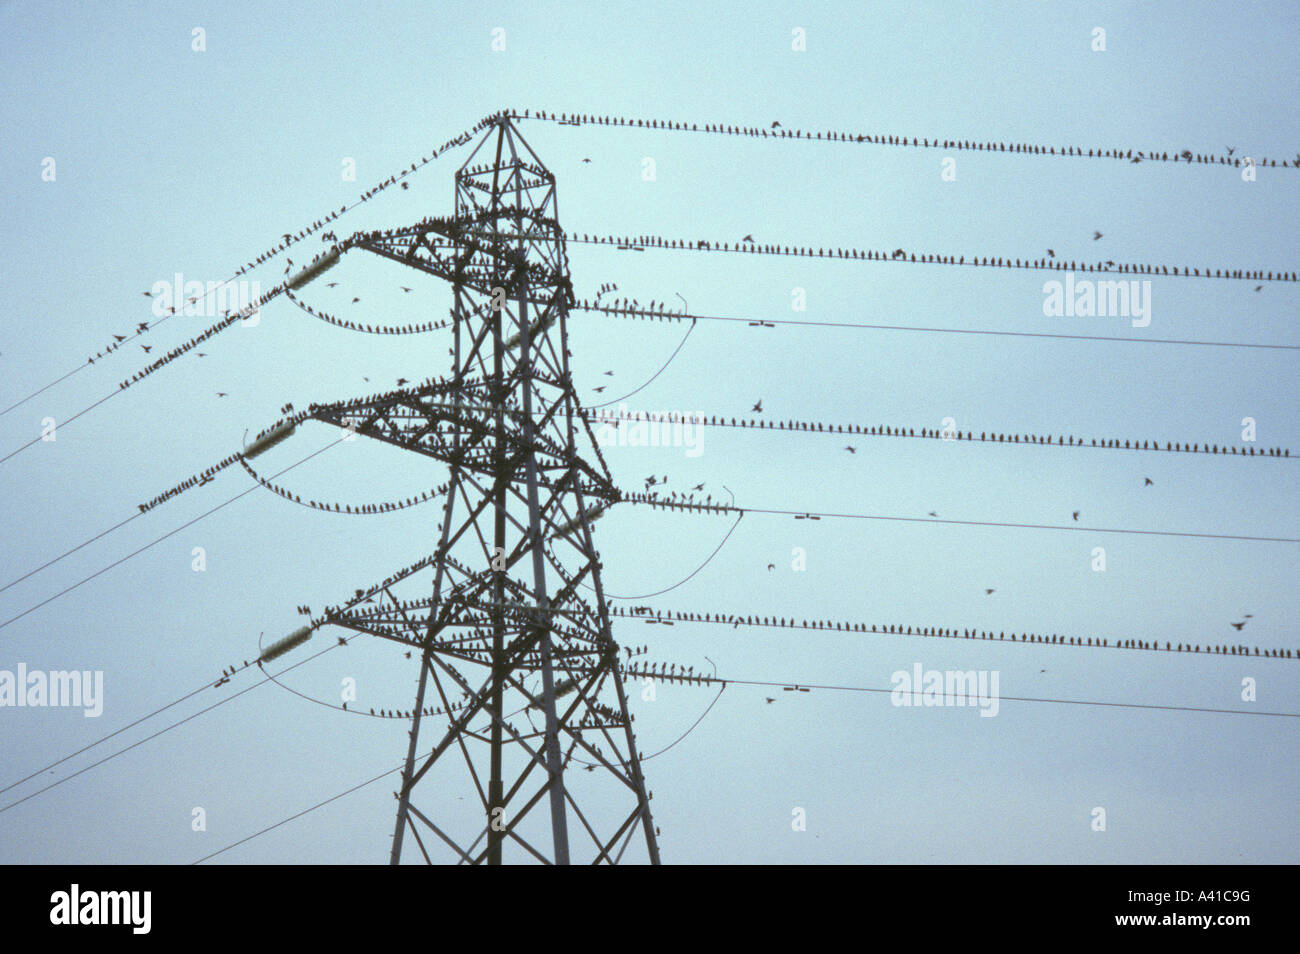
[299,115,659,864]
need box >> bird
[404,651,412,659]
[582,157,592,163]
[216,392,228,398]
[196,352,207,358]
[352,297,360,303]
[1093,231,1103,240]
[692,482,705,491]
[1143,477,1153,486]
[342,702,348,710]
[765,697,775,703]
[1072,510,1080,521]
[1039,669,1047,674]
[1230,621,1246,631]
[1227,146,1235,156]
[141,291,152,297]
[593,385,606,393]
[400,181,409,189]
[1254,285,1262,292]
[742,234,754,243]
[400,286,412,293]
[113,334,126,342]
[604,370,613,376]
[767,563,775,571]
[136,322,148,332]
[845,446,856,453]
[771,121,781,128]
[326,282,339,288]
[1047,249,1055,258]
[927,511,938,517]
[752,399,763,413]
[141,344,151,353]
[337,637,347,646]
[985,588,995,595]
[396,377,409,386]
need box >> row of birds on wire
[606,607,1295,659]
[512,109,1297,170]
[76,112,505,376]
[586,407,1296,460]
[570,232,1297,283]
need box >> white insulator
[286,247,342,290]
[259,625,313,663]
[243,421,297,459]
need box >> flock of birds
[571,230,1296,284]
[516,109,1300,169]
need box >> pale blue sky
[1,1,1297,863]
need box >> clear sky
[1,0,1297,864]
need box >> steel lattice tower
[299,116,659,864]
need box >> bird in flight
[326,282,338,288]
[1144,477,1153,486]
[337,636,348,646]
[113,334,126,342]
[400,181,409,189]
[593,385,606,393]
[1255,285,1262,292]
[1047,249,1055,258]
[927,511,938,517]
[771,121,781,128]
[1227,146,1235,156]
[742,234,754,243]
[1093,231,1103,240]
[765,697,775,703]
[582,157,592,163]
[845,446,856,453]
[604,370,613,376]
[692,482,705,491]
[400,286,412,293]
[752,399,763,413]
[985,588,995,595]
[1072,510,1080,521]
[767,563,775,571]
[141,344,151,353]
[136,322,149,332]
[352,297,360,303]
[216,392,228,398]
[396,377,408,386]
[1230,621,1246,631]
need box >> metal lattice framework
[305,117,659,864]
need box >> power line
[566,232,1298,285]
[586,407,1296,461]
[608,606,1297,661]
[624,494,1300,544]
[0,438,347,634]
[0,113,503,421]
[513,109,1297,171]
[576,301,1300,352]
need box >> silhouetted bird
[752,399,762,413]
[1230,621,1246,631]
[352,297,360,303]
[400,286,412,293]
[1072,511,1080,521]
[216,392,228,397]
[326,282,338,287]
[113,334,126,342]
[767,563,775,571]
[582,158,592,163]
[1047,249,1055,258]
[927,511,938,517]
[985,589,995,595]
[1144,477,1153,486]
[1093,231,1103,240]
[765,697,775,703]
[337,636,347,646]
